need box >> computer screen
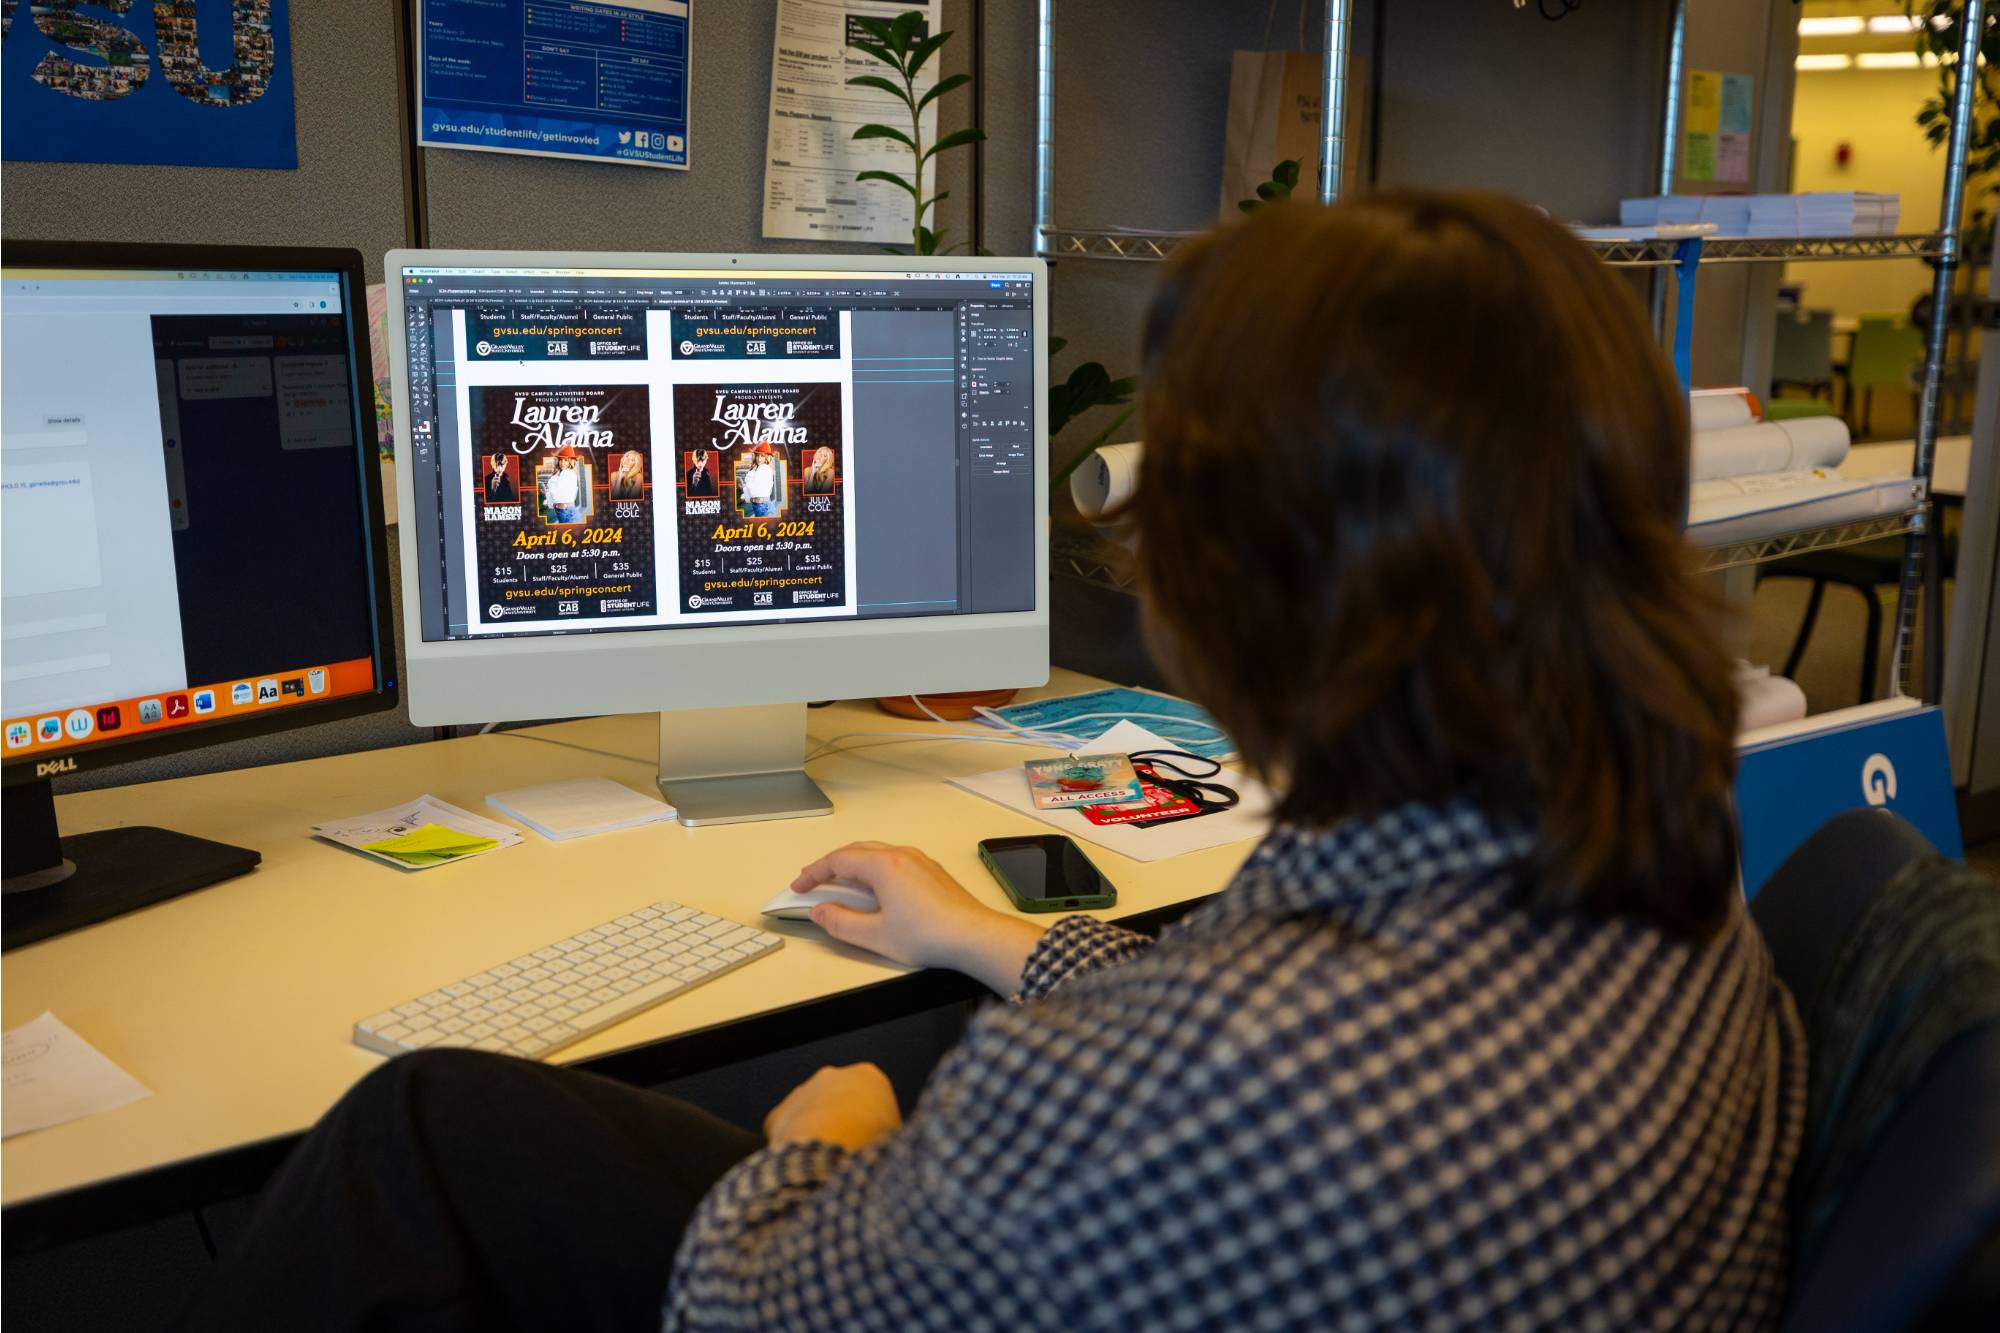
[394,261,1038,642]
[0,255,394,773]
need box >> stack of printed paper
[312,795,524,870]
[1619,195,1752,234]
[1745,192,1900,237]
[486,777,677,841]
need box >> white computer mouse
[760,878,878,922]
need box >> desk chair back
[1750,808,2000,1331]
[1847,315,1925,391]
[1771,308,1835,391]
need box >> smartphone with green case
[977,834,1118,912]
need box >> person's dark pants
[174,1049,761,1332]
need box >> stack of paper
[1619,194,1752,234]
[312,795,524,871]
[1745,192,1899,237]
[1687,471,1924,544]
[487,777,677,841]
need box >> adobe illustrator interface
[399,267,1037,641]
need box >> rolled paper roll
[1070,441,1143,522]
[1690,389,1756,433]
[1690,416,1850,482]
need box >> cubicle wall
[2,0,1793,790]
[1,0,410,283]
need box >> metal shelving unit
[1032,0,1986,701]
[1038,228,1954,270]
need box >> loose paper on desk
[486,777,678,841]
[950,723,1275,863]
[761,0,938,244]
[312,795,524,871]
[3,1013,151,1140]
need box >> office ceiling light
[1856,51,1927,69]
[1795,53,1855,71]
[1797,17,1866,36]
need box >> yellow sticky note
[362,823,498,857]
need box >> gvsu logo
[1861,753,1898,806]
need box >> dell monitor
[1,243,399,949]
[387,250,1048,824]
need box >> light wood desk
[1842,435,1971,500]
[2,670,1257,1248]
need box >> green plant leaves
[847,39,904,75]
[855,169,919,200]
[889,9,925,53]
[924,127,987,160]
[918,71,971,112]
[847,74,914,108]
[1048,359,1136,436]
[907,31,951,77]
[1238,158,1303,213]
[854,123,917,151]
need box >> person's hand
[791,842,1047,995]
[763,1062,902,1152]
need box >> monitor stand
[657,704,833,828]
[1,778,260,952]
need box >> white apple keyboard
[353,902,784,1060]
[761,879,878,921]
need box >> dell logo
[1862,753,1898,806]
[36,757,79,777]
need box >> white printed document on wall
[762,0,938,245]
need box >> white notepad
[486,777,678,841]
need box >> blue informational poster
[2,0,297,169]
[417,0,690,170]
[1735,704,1964,899]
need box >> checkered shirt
[666,800,1806,1331]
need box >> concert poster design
[466,384,656,627]
[670,382,848,616]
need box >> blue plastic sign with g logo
[1735,704,1963,899]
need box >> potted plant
[850,12,1136,719]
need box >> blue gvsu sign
[1735,704,1964,899]
[2,0,297,168]
[417,0,691,170]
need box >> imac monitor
[388,251,1048,824]
[0,244,399,948]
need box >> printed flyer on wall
[671,382,847,615]
[468,384,658,626]
[417,0,692,169]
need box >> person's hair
[1132,191,1740,939]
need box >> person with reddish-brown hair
[180,194,1804,1332]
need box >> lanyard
[1127,749,1239,817]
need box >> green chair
[1772,308,1836,401]
[1845,315,1925,436]
[1766,398,1836,422]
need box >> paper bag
[1217,50,1366,221]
